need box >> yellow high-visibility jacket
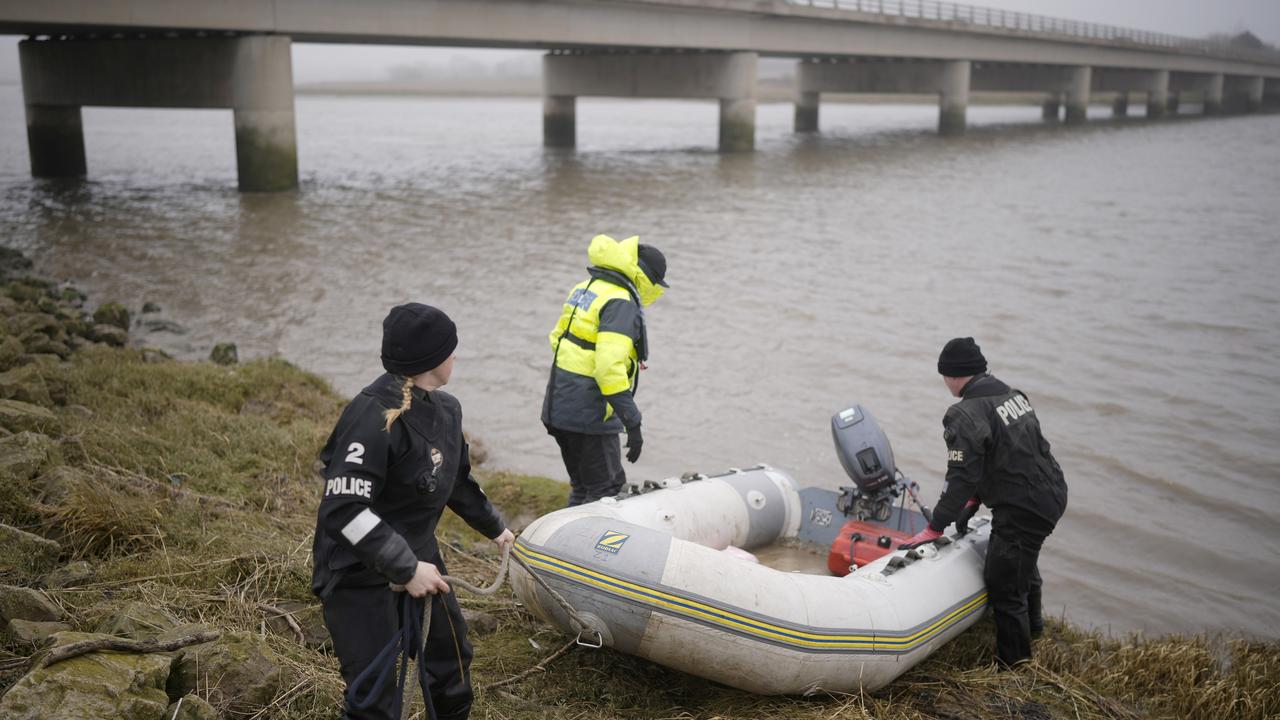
[541,235,664,434]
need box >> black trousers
[550,428,626,506]
[983,529,1046,667]
[322,557,474,720]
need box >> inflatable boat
[511,405,991,694]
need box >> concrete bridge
[4,0,1279,190]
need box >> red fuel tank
[827,519,918,576]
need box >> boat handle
[576,630,604,649]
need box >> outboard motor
[831,404,899,522]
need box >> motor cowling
[831,404,896,496]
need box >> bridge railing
[785,0,1280,64]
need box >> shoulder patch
[943,427,957,444]
[568,287,598,312]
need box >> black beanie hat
[937,337,987,377]
[637,244,669,288]
[381,303,458,377]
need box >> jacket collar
[362,373,440,440]
[960,373,1010,399]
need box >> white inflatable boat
[511,405,990,695]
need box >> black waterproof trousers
[983,529,1047,667]
[550,428,626,506]
[322,557,474,720]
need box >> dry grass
[0,343,1276,720]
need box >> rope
[507,549,601,645]
[347,543,598,716]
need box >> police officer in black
[312,303,515,720]
[900,337,1068,668]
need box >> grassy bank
[0,272,1275,719]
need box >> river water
[1,86,1277,640]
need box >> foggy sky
[0,0,1276,84]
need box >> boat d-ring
[576,629,604,649]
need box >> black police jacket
[311,373,505,596]
[929,374,1068,539]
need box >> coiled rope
[345,543,600,717]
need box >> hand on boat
[898,526,942,550]
[955,497,981,536]
[405,561,451,597]
[625,425,643,463]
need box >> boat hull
[511,467,990,694]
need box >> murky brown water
[2,87,1277,640]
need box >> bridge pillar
[1223,76,1264,113]
[937,60,970,136]
[1063,66,1091,125]
[794,91,819,133]
[1266,79,1280,110]
[543,96,576,147]
[1201,75,1224,115]
[24,104,86,178]
[797,59,969,136]
[1112,92,1130,118]
[1146,71,1169,119]
[1041,95,1060,121]
[544,51,757,152]
[18,35,297,191]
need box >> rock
[141,348,172,364]
[0,584,63,622]
[0,523,61,576]
[0,432,58,483]
[141,302,162,314]
[43,560,94,589]
[0,631,172,720]
[4,280,49,304]
[462,608,499,635]
[59,286,87,307]
[63,318,95,341]
[89,324,129,347]
[0,398,58,434]
[264,600,330,650]
[140,318,187,335]
[0,247,34,280]
[0,365,53,406]
[20,336,69,359]
[209,343,238,366]
[0,334,23,371]
[7,311,62,339]
[8,618,71,645]
[167,630,282,713]
[91,302,130,331]
[66,404,93,418]
[94,602,180,640]
[36,465,88,505]
[166,695,218,720]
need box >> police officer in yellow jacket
[541,235,668,506]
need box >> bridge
[5,0,1279,190]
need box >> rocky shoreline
[0,248,1275,720]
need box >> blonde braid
[383,376,414,432]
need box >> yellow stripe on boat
[515,541,987,653]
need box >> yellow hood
[587,234,664,307]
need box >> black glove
[955,497,980,537]
[625,425,643,463]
